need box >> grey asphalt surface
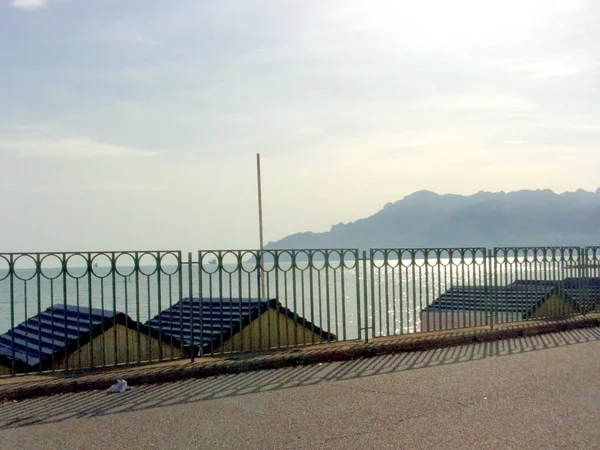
[1,328,599,450]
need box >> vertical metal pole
[63,253,69,371]
[197,251,204,358]
[370,249,377,337]
[486,249,493,330]
[354,250,361,341]
[156,252,163,361]
[257,153,266,299]
[134,252,141,365]
[188,252,195,362]
[363,251,369,343]
[86,253,94,368]
[9,254,15,376]
[36,254,42,373]
[579,247,585,316]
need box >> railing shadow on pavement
[1,326,599,429]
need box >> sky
[1,0,599,253]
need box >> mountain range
[265,188,600,251]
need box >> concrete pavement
[2,315,598,402]
[1,327,599,449]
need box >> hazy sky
[1,0,599,253]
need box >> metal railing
[0,246,598,376]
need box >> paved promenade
[1,327,599,449]
[1,315,598,402]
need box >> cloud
[568,124,600,132]
[492,56,597,80]
[418,94,536,112]
[297,126,323,135]
[0,138,159,159]
[10,0,47,10]
[85,28,161,46]
[2,185,191,194]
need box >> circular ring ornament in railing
[201,251,220,275]
[326,250,342,271]
[501,248,517,265]
[426,249,442,267]
[159,252,181,276]
[257,251,276,273]
[137,252,160,277]
[527,248,541,264]
[413,249,427,267]
[240,251,259,274]
[515,248,528,265]
[399,249,415,268]
[89,253,113,279]
[0,255,13,281]
[438,249,452,267]
[451,249,467,267]
[567,247,581,263]
[293,250,310,271]
[543,248,558,263]
[40,253,65,280]
[342,250,359,270]
[473,248,486,266]
[274,251,294,273]
[12,258,38,281]
[65,253,90,279]
[310,250,326,271]
[371,249,387,269]
[383,249,400,269]
[220,251,241,275]
[114,252,137,278]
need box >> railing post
[579,247,587,316]
[188,252,195,362]
[9,254,15,376]
[354,249,361,341]
[370,249,377,338]
[362,250,369,343]
[487,249,494,330]
[198,250,204,358]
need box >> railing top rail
[196,248,359,252]
[0,250,181,256]
[370,247,487,251]
[492,246,581,250]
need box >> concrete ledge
[1,316,599,402]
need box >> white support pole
[257,153,266,298]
